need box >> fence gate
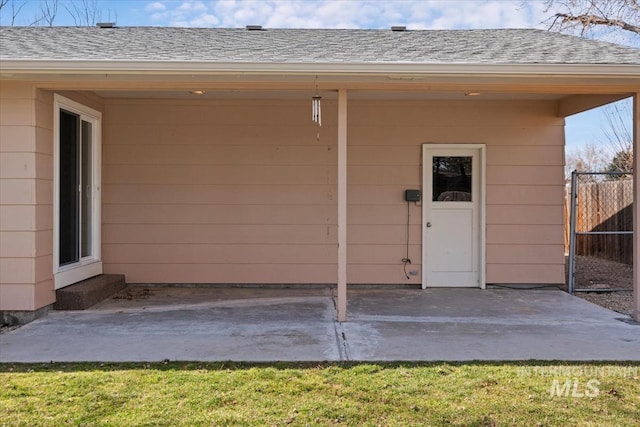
[567,171,633,293]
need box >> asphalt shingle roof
[1,26,639,65]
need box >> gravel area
[576,291,634,316]
[570,256,634,316]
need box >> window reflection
[432,156,472,202]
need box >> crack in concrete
[330,290,351,361]
[334,321,351,361]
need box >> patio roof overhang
[2,60,639,115]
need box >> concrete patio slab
[341,288,640,361]
[1,287,638,363]
[0,288,341,362]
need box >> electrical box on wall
[404,189,421,202]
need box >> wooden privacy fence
[564,176,633,265]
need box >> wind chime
[312,77,322,141]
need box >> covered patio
[1,286,639,362]
[1,27,639,324]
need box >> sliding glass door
[54,95,102,288]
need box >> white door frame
[53,94,103,289]
[421,143,486,289]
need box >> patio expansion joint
[328,289,350,360]
[334,321,351,362]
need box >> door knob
[426,222,432,228]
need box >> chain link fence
[567,171,633,293]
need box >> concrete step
[54,274,126,310]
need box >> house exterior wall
[0,84,105,312]
[102,97,565,285]
[349,100,565,284]
[102,99,340,283]
[0,82,55,310]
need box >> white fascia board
[1,60,640,77]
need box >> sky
[2,0,552,29]
[1,0,636,153]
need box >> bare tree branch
[3,0,105,27]
[543,0,640,39]
[544,3,636,177]
[39,0,59,26]
[10,0,26,25]
[554,12,640,34]
[0,0,27,25]
[29,13,45,26]
[565,142,609,179]
[601,100,633,173]
[64,0,101,26]
[567,99,634,178]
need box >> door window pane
[81,120,92,257]
[59,110,79,265]
[432,156,472,202]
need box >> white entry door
[422,144,485,288]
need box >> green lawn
[1,362,638,426]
